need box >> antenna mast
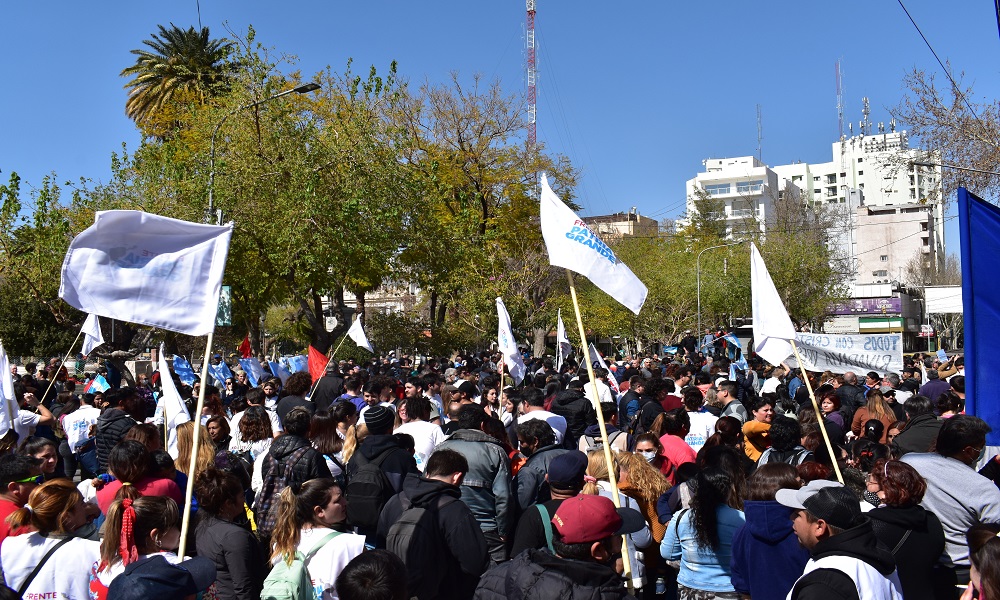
[526,0,537,151]
[837,60,846,170]
[756,104,762,162]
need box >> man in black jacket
[95,387,143,473]
[377,449,488,600]
[777,480,903,600]
[892,395,941,456]
[474,493,644,600]
[311,364,345,413]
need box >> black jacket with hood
[548,389,596,449]
[263,433,331,484]
[347,434,418,494]
[96,408,137,472]
[789,518,899,600]
[377,473,488,600]
[474,547,628,600]
[868,505,944,600]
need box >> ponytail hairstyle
[582,449,619,496]
[271,478,343,565]
[107,441,151,504]
[851,439,889,473]
[99,496,179,570]
[7,479,83,535]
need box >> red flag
[238,335,252,359]
[308,345,328,382]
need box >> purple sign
[829,297,901,316]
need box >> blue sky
[3,1,997,254]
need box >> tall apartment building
[682,128,944,284]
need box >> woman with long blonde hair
[270,478,365,599]
[175,421,216,478]
[583,449,653,590]
[851,389,897,443]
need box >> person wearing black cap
[776,480,903,600]
[510,450,587,557]
[475,494,645,600]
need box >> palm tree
[121,24,234,130]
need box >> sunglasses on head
[14,475,43,485]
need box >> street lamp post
[207,82,321,224]
[697,239,750,341]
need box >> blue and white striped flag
[285,355,308,374]
[238,358,265,387]
[171,355,197,386]
[268,360,292,385]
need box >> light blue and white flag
[286,355,309,374]
[85,375,110,393]
[238,358,266,387]
[172,355,197,386]
[206,361,234,386]
[268,360,292,385]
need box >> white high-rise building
[682,128,944,283]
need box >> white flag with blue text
[59,211,232,336]
[496,297,526,384]
[539,174,647,315]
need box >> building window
[859,183,865,189]
[792,175,803,182]
[736,180,764,194]
[704,183,731,196]
[880,255,888,262]
[858,170,864,175]
[826,174,836,184]
[921,222,928,231]
[910,189,916,199]
[872,270,888,277]
[858,158,863,163]
[840,172,846,178]
[813,176,820,181]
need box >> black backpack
[386,491,458,600]
[345,448,397,530]
[252,446,310,538]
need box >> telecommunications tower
[526,0,537,150]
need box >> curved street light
[697,238,750,343]
[207,82,321,223]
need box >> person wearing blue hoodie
[730,463,810,600]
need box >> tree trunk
[356,291,366,327]
[429,290,438,326]
[532,327,547,358]
[436,300,447,326]
[247,319,262,357]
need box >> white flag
[80,313,104,357]
[0,344,20,436]
[347,317,373,353]
[539,174,647,314]
[496,297,526,384]
[750,243,796,366]
[59,211,233,336]
[556,309,571,372]
[588,343,620,395]
[156,343,191,458]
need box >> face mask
[864,490,881,508]
[639,450,657,463]
[978,445,987,463]
[200,414,210,426]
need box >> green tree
[121,24,235,136]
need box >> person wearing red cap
[474,494,645,600]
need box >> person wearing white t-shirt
[515,388,567,445]
[12,391,53,449]
[270,478,366,600]
[681,387,718,453]
[760,366,784,395]
[393,397,446,472]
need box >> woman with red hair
[867,459,944,600]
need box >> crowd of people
[0,342,996,600]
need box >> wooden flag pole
[790,340,844,484]
[307,334,348,400]
[565,270,635,584]
[178,329,215,558]
[41,328,85,403]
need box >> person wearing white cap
[776,480,903,600]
